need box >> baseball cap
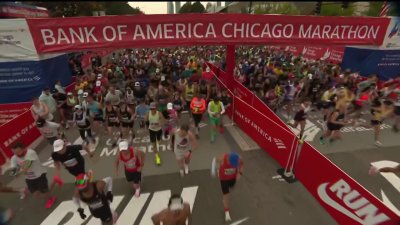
[228,152,240,168]
[83,92,89,98]
[135,82,140,87]
[150,102,157,109]
[167,102,173,110]
[206,67,210,72]
[67,92,73,96]
[169,196,184,211]
[53,139,65,152]
[97,74,102,79]
[74,105,82,110]
[119,141,129,151]
[156,68,160,73]
[77,89,83,95]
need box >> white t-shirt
[38,121,60,138]
[11,149,47,180]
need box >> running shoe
[225,211,231,222]
[1,208,14,223]
[19,187,28,200]
[374,141,383,147]
[319,137,325,145]
[53,175,64,187]
[184,164,189,174]
[135,189,141,198]
[155,153,161,166]
[45,196,56,209]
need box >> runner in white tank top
[171,124,198,177]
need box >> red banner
[233,80,254,104]
[296,143,400,225]
[0,102,32,125]
[0,110,41,158]
[280,45,345,63]
[233,96,296,167]
[26,14,390,53]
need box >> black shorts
[93,114,104,122]
[371,120,382,126]
[26,173,49,194]
[220,179,236,195]
[294,112,306,122]
[395,106,400,116]
[327,122,342,131]
[121,122,134,128]
[125,170,141,184]
[107,121,120,127]
[91,208,113,223]
[149,129,162,143]
[192,113,203,126]
[321,101,332,109]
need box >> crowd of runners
[233,46,400,146]
[1,46,242,225]
[1,44,400,224]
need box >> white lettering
[84,27,98,42]
[147,24,162,39]
[69,28,84,43]
[234,23,245,38]
[282,24,293,38]
[311,25,321,39]
[368,26,380,40]
[41,29,55,45]
[322,25,331,39]
[117,25,127,41]
[330,179,351,199]
[250,23,260,38]
[222,23,232,38]
[299,25,312,38]
[57,29,70,44]
[133,25,145,40]
[175,23,186,38]
[164,24,174,39]
[355,204,390,225]
[205,24,216,38]
[100,147,117,157]
[103,26,117,42]
[261,24,271,38]
[193,23,203,38]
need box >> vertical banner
[0,110,40,158]
[296,143,400,225]
[232,80,254,104]
[233,96,296,167]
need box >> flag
[380,1,390,17]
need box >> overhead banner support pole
[226,45,235,90]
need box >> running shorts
[26,173,49,194]
[149,129,162,143]
[209,115,221,126]
[124,170,141,184]
[121,122,134,128]
[220,179,236,195]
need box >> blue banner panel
[0,54,72,104]
[342,47,400,81]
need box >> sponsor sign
[296,143,400,225]
[26,14,389,53]
[0,102,31,125]
[382,17,400,49]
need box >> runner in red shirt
[115,141,145,197]
[211,152,244,222]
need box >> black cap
[36,117,45,127]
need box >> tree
[319,2,355,16]
[178,1,205,13]
[30,1,143,17]
[254,3,300,15]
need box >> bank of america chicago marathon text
[39,23,382,45]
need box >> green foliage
[254,3,300,15]
[31,1,143,17]
[320,3,355,16]
[364,2,384,17]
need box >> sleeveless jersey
[126,91,135,105]
[119,147,141,172]
[219,154,238,181]
[185,85,194,101]
[148,111,161,131]
[120,107,132,123]
[174,129,191,152]
[106,106,118,122]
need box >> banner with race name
[296,143,400,225]
[0,102,31,125]
[25,14,390,53]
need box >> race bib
[224,168,236,176]
[125,158,136,169]
[63,158,78,167]
[89,200,103,210]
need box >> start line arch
[3,13,400,225]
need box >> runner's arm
[72,190,82,208]
[207,102,213,115]
[220,102,225,115]
[138,150,145,168]
[151,210,164,225]
[379,165,400,174]
[188,131,198,150]
[83,144,93,158]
